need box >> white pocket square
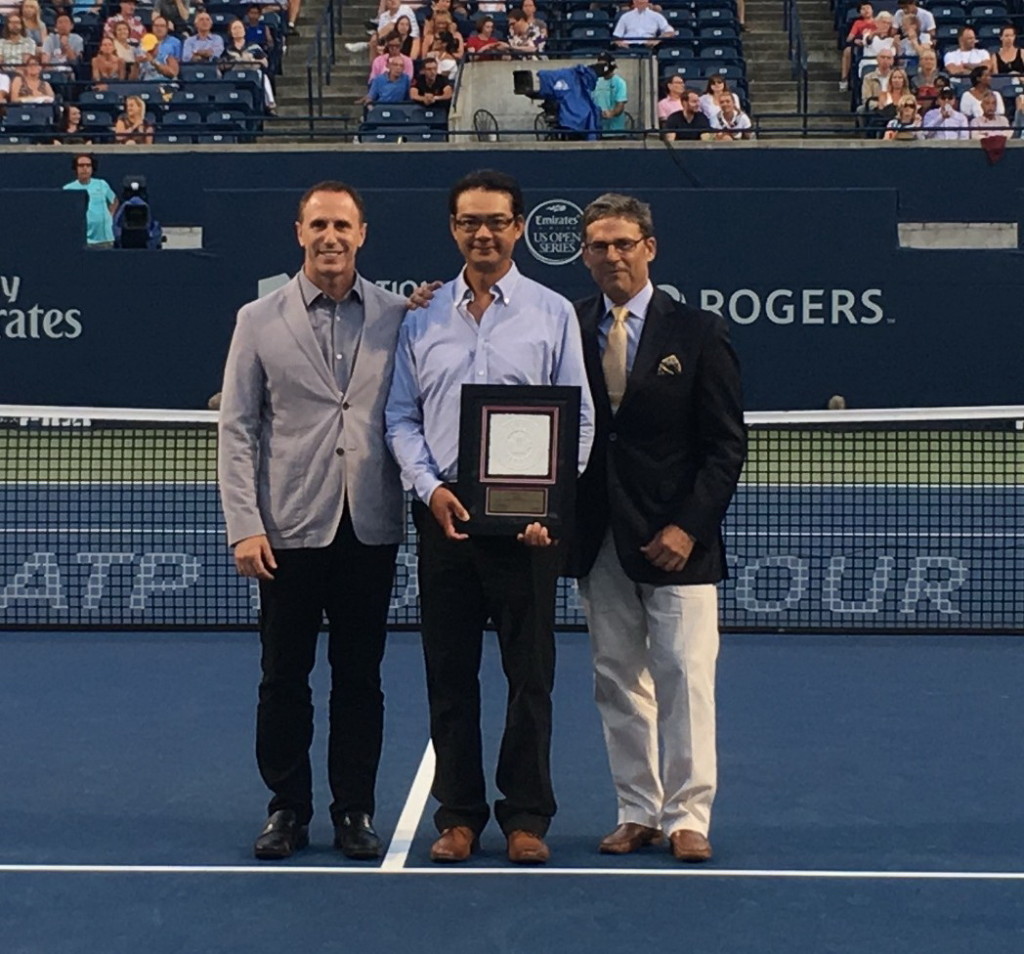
[657,354,682,376]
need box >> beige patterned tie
[602,305,629,410]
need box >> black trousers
[256,512,398,827]
[413,500,560,837]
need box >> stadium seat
[699,26,740,43]
[79,90,120,110]
[930,5,966,24]
[196,133,240,144]
[2,105,55,131]
[567,9,610,25]
[358,129,404,143]
[211,88,257,113]
[659,45,696,63]
[161,109,204,129]
[365,104,414,125]
[935,24,962,47]
[696,7,736,26]
[71,10,100,41]
[662,9,696,30]
[80,108,117,129]
[210,11,234,32]
[153,131,196,144]
[699,42,743,61]
[661,62,701,80]
[401,125,448,142]
[407,105,448,126]
[569,25,612,42]
[700,62,745,82]
[205,109,249,132]
[168,90,207,112]
[973,24,1003,47]
[179,64,219,83]
[969,3,1008,17]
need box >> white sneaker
[345,41,369,52]
[838,80,849,92]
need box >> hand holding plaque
[457,384,581,536]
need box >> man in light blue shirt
[365,54,411,103]
[182,11,225,62]
[62,154,118,247]
[386,169,594,867]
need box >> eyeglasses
[582,237,647,255]
[453,215,517,233]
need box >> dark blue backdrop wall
[2,146,1022,410]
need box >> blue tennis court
[2,630,1024,953]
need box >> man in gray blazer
[218,181,407,861]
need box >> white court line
[1,864,1024,881]
[381,742,436,871]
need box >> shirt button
[336,353,343,360]
[342,402,350,410]
[335,448,345,456]
[609,433,618,442]
[477,370,484,376]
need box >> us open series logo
[524,200,584,266]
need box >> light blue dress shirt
[386,264,595,505]
[596,280,653,373]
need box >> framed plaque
[457,384,581,536]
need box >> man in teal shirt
[591,53,628,135]
[63,155,118,248]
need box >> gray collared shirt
[297,270,366,395]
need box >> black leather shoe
[253,809,309,860]
[334,812,384,860]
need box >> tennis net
[1,404,1021,633]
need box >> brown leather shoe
[507,830,550,865]
[598,823,664,855]
[669,829,712,863]
[430,826,478,863]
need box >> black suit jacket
[568,288,747,585]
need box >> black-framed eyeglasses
[453,214,518,233]
[582,237,647,255]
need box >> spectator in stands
[63,154,118,248]
[9,53,54,100]
[285,0,302,37]
[921,86,968,138]
[0,72,10,106]
[112,20,140,77]
[369,32,413,81]
[410,54,452,105]
[364,0,420,61]
[154,0,190,34]
[1014,93,1024,138]
[428,29,460,81]
[245,5,275,56]
[699,75,740,120]
[959,65,1004,121]
[839,2,874,93]
[710,89,752,139]
[882,94,921,138]
[896,14,931,65]
[394,14,420,59]
[860,48,894,106]
[507,9,540,58]
[943,27,990,77]
[663,89,710,140]
[222,18,277,111]
[0,14,39,67]
[465,16,508,58]
[138,16,181,82]
[476,0,506,11]
[658,74,685,124]
[91,35,126,86]
[19,0,48,48]
[42,13,83,72]
[911,47,943,107]
[592,53,628,135]
[613,0,675,48]
[969,91,1009,138]
[427,11,464,58]
[989,25,1024,75]
[420,0,450,50]
[861,11,897,60]
[893,0,934,41]
[104,0,145,41]
[113,93,154,143]
[362,53,411,103]
[183,12,225,62]
[519,0,546,52]
[53,103,92,143]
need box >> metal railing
[305,0,342,125]
[783,0,809,131]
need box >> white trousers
[578,530,720,837]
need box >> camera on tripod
[512,54,616,138]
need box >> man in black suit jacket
[570,193,746,863]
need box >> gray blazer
[218,273,407,549]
